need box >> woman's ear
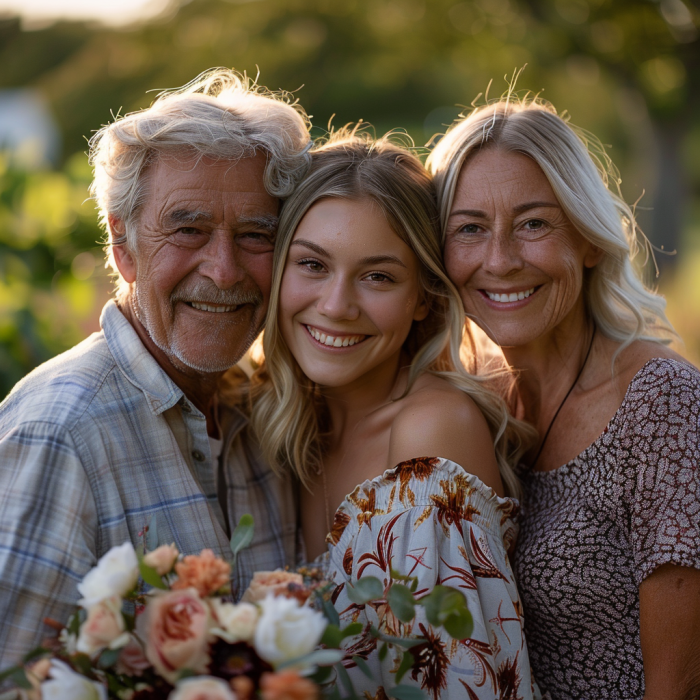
[413,296,430,322]
[584,244,604,269]
[109,215,136,284]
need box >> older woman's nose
[481,234,525,277]
[317,276,360,321]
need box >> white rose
[78,543,139,608]
[168,676,237,700]
[210,600,259,644]
[41,660,107,700]
[76,596,128,656]
[254,594,326,667]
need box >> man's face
[120,154,279,374]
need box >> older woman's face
[444,148,601,348]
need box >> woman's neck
[321,351,408,448]
[501,300,595,427]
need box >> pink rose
[144,544,180,576]
[137,588,213,683]
[168,676,237,700]
[76,596,127,656]
[241,571,306,604]
[115,635,151,676]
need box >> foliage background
[1,0,699,398]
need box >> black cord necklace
[531,325,597,469]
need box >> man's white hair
[89,68,312,296]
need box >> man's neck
[116,298,223,436]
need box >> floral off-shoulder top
[322,456,542,700]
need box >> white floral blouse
[322,457,541,700]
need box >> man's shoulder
[0,330,119,432]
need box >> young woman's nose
[316,276,360,321]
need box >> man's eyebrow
[164,209,213,225]
[238,214,279,232]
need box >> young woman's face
[279,197,428,390]
[444,148,601,348]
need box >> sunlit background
[1,0,699,398]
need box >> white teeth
[306,326,366,347]
[486,287,535,303]
[190,302,237,313]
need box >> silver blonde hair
[427,98,674,349]
[250,130,533,498]
[89,68,312,298]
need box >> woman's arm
[640,563,700,700]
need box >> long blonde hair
[250,130,532,498]
[427,98,675,349]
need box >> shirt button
[192,450,205,462]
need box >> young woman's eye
[297,258,325,272]
[365,272,393,283]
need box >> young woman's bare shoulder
[387,375,503,492]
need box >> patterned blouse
[514,358,700,700]
[323,456,541,700]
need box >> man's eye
[177,227,201,235]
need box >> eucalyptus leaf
[443,607,473,641]
[21,647,50,663]
[0,666,21,685]
[229,513,255,558]
[321,597,340,627]
[375,633,426,649]
[351,656,373,679]
[387,584,416,623]
[310,664,334,685]
[340,622,364,639]
[138,558,167,590]
[378,642,388,662]
[145,513,159,552]
[97,646,121,669]
[395,651,415,684]
[278,649,345,670]
[388,685,425,700]
[8,669,31,690]
[335,663,359,700]
[346,577,383,605]
[320,624,344,649]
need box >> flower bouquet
[0,516,473,700]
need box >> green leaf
[387,584,416,623]
[378,642,388,662]
[21,647,50,663]
[309,664,334,685]
[138,557,167,590]
[97,646,122,669]
[323,684,341,700]
[395,651,415,684]
[388,685,425,700]
[320,624,344,648]
[443,606,473,641]
[335,663,359,700]
[146,514,159,552]
[351,656,373,679]
[345,577,383,605]
[0,666,21,685]
[229,514,255,561]
[375,632,426,649]
[277,649,345,670]
[340,622,364,638]
[9,669,31,690]
[321,597,340,627]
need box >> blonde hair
[427,98,674,349]
[89,67,312,299]
[250,130,532,498]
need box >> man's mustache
[170,280,263,307]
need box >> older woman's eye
[458,223,482,235]
[525,219,545,229]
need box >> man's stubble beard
[131,279,265,374]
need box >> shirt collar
[100,300,184,415]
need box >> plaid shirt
[0,301,298,667]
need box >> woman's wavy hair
[250,129,533,498]
[427,98,675,350]
[89,67,312,300]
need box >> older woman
[428,101,700,700]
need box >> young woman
[250,132,540,699]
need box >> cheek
[444,239,478,292]
[238,251,273,297]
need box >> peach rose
[241,571,306,604]
[260,671,319,700]
[137,588,213,683]
[115,635,151,676]
[144,544,180,576]
[172,550,231,597]
[76,596,128,656]
[168,676,236,700]
[24,657,51,700]
[230,676,255,700]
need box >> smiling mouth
[483,286,539,303]
[185,301,242,313]
[305,325,368,348]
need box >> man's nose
[199,232,246,289]
[481,231,525,277]
[317,276,360,321]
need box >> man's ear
[109,215,136,284]
[584,243,604,269]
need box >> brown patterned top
[514,358,700,700]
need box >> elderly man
[0,69,311,665]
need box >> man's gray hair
[89,68,312,287]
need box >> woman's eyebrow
[359,254,407,268]
[290,239,330,256]
[449,208,488,218]
[512,201,560,214]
